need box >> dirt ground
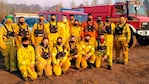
[0,45,149,84]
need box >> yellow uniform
[17,45,37,80]
[95,40,109,68]
[58,22,70,44]
[36,45,52,76]
[15,23,31,48]
[52,45,70,76]
[66,42,82,69]
[70,25,82,42]
[47,21,60,49]
[31,23,49,47]
[103,22,115,66]
[114,23,131,64]
[0,23,17,71]
[80,41,95,69]
[97,21,104,35]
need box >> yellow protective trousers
[53,59,71,76]
[1,44,17,71]
[19,64,37,80]
[115,40,129,64]
[105,34,114,66]
[36,61,52,76]
[68,54,82,69]
[94,51,106,68]
[81,55,96,69]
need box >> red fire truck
[73,1,149,48]
[38,8,87,22]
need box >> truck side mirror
[127,16,133,20]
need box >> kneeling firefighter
[66,36,82,69]
[52,37,70,76]
[95,34,110,70]
[80,34,96,69]
[36,37,52,78]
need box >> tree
[104,0,113,4]
[143,0,149,16]
[71,0,76,8]
[92,0,98,6]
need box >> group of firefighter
[0,13,131,81]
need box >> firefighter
[66,36,82,69]
[96,16,104,35]
[0,17,17,72]
[70,20,82,42]
[16,16,31,48]
[81,13,98,44]
[31,15,49,48]
[95,34,110,69]
[114,16,131,65]
[36,37,52,78]
[47,14,60,50]
[59,15,70,45]
[17,37,37,81]
[102,16,115,68]
[52,37,70,76]
[69,14,75,27]
[80,34,96,69]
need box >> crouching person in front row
[52,37,71,76]
[35,37,52,79]
[95,34,110,70]
[67,35,82,69]
[17,37,37,81]
[80,34,96,69]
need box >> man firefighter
[47,14,60,50]
[95,34,110,70]
[96,16,104,35]
[17,37,37,81]
[66,36,81,69]
[59,15,70,45]
[102,16,115,68]
[16,16,31,48]
[36,37,52,78]
[52,37,70,76]
[0,16,17,72]
[31,15,49,48]
[80,34,96,69]
[69,14,75,27]
[81,13,98,43]
[114,16,131,65]
[70,20,82,42]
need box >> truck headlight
[137,30,149,36]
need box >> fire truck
[38,8,87,22]
[73,1,149,48]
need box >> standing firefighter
[70,20,82,42]
[69,14,75,27]
[36,37,52,78]
[81,13,98,43]
[47,14,60,50]
[59,15,70,45]
[95,34,110,69]
[17,37,37,81]
[16,16,31,48]
[96,16,104,35]
[114,16,131,65]
[80,34,96,69]
[52,37,70,76]
[66,36,81,69]
[0,16,17,72]
[31,15,49,48]
[102,16,115,68]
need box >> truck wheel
[129,34,137,49]
[137,38,148,46]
